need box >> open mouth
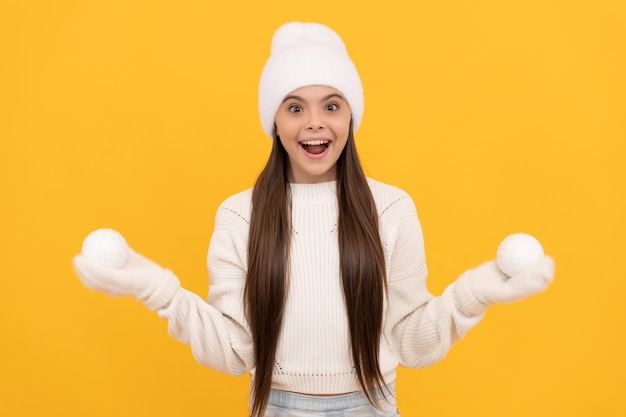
[300,139,330,155]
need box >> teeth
[301,140,329,145]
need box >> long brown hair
[245,125,387,417]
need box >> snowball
[497,233,544,278]
[81,228,128,269]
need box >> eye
[325,103,339,111]
[288,104,303,113]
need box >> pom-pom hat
[258,22,364,138]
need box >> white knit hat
[258,22,364,138]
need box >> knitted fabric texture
[157,179,485,394]
[258,22,364,138]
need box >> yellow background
[1,0,624,415]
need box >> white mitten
[456,256,555,315]
[73,248,180,311]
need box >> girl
[74,22,555,417]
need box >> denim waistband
[267,381,396,411]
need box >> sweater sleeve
[381,193,486,369]
[156,198,254,376]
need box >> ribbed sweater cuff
[144,270,181,311]
[454,271,489,316]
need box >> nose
[306,110,324,131]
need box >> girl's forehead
[284,85,345,100]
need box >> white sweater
[158,178,486,394]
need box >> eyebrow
[281,93,346,104]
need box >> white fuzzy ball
[81,228,129,269]
[497,233,544,278]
